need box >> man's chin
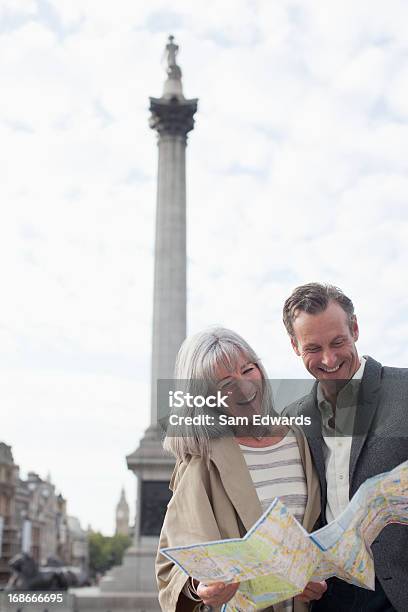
[317,373,346,381]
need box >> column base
[99,544,158,593]
[70,587,160,612]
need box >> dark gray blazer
[284,356,408,611]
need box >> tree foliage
[88,532,131,575]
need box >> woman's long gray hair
[163,327,276,463]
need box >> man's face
[291,301,360,381]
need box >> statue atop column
[162,35,184,99]
[166,36,180,70]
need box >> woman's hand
[196,581,240,607]
[295,580,327,602]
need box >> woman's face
[215,352,263,421]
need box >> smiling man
[282,283,408,612]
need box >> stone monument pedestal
[99,543,159,593]
[73,429,174,611]
[71,587,160,612]
[100,426,175,594]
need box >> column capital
[149,96,198,138]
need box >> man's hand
[295,580,327,602]
[196,581,240,607]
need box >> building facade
[0,443,19,584]
[0,442,88,585]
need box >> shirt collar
[317,356,366,430]
[317,356,366,403]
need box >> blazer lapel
[210,437,263,532]
[297,386,327,502]
[349,356,382,487]
[293,427,321,531]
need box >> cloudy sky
[1,0,408,535]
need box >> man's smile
[318,362,344,374]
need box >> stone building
[56,493,70,563]
[0,443,19,584]
[15,472,88,568]
[66,516,88,569]
[17,472,59,565]
[0,441,88,584]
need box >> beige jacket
[156,430,321,612]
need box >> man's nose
[320,350,338,368]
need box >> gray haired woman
[156,327,325,612]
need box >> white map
[160,459,408,611]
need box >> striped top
[239,435,307,612]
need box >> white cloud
[0,0,37,19]
[387,64,408,120]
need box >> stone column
[148,115,193,426]
[98,36,197,597]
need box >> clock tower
[115,488,130,537]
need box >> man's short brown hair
[283,283,355,340]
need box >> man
[282,282,408,612]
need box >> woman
[156,327,325,611]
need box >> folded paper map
[160,459,408,611]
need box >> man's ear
[291,337,301,356]
[352,315,359,342]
